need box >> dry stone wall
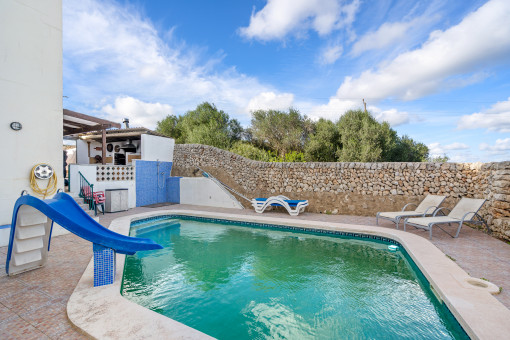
[173,144,510,241]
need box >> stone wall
[172,144,510,241]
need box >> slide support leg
[93,243,116,287]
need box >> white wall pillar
[0,0,63,225]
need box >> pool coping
[67,210,510,340]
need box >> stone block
[492,180,510,189]
[493,201,510,210]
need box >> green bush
[269,151,306,163]
[427,154,450,162]
[230,142,271,161]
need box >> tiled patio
[1,204,509,339]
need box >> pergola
[63,109,121,164]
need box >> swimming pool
[122,216,468,339]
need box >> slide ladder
[8,204,52,275]
[6,192,162,286]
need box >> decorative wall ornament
[96,165,134,182]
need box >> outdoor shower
[157,160,165,189]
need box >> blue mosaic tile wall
[93,243,116,287]
[166,177,181,203]
[136,160,173,207]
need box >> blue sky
[63,0,510,162]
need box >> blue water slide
[7,192,162,260]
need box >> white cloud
[332,0,510,101]
[102,96,173,128]
[428,143,444,155]
[246,92,294,112]
[445,142,470,150]
[448,152,480,163]
[428,142,469,156]
[480,138,510,154]
[478,138,510,161]
[351,21,413,56]
[309,98,360,121]
[458,97,510,132]
[238,0,360,41]
[372,108,410,126]
[63,0,275,125]
[309,99,410,126]
[319,44,343,65]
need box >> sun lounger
[251,195,309,216]
[404,197,488,239]
[376,195,446,229]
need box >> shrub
[230,141,271,161]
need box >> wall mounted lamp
[10,122,22,131]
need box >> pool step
[8,205,52,275]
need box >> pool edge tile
[68,209,510,340]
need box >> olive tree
[250,108,313,157]
[335,109,396,162]
[156,102,242,149]
[304,118,340,162]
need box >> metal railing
[198,167,248,208]
[78,171,95,210]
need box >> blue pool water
[122,216,469,339]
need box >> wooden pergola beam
[80,131,146,140]
[63,109,122,136]
[63,123,110,135]
[63,109,121,128]
[102,129,106,165]
[63,119,92,129]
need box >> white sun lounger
[404,197,488,239]
[251,195,309,216]
[376,194,446,229]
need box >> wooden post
[102,128,106,165]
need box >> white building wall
[141,134,174,162]
[0,0,63,225]
[180,178,243,209]
[69,165,96,193]
[76,139,90,165]
[69,165,136,208]
[0,228,10,247]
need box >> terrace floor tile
[0,203,509,339]
[0,314,50,340]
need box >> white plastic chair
[376,195,446,229]
[251,195,309,216]
[404,198,488,239]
